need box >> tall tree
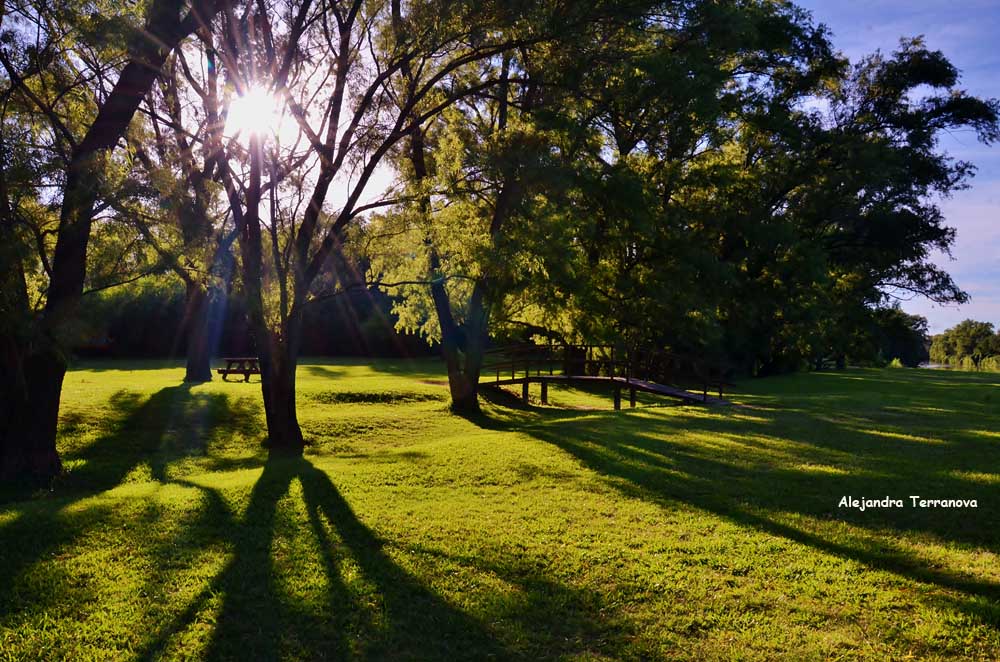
[0,0,222,485]
[126,39,235,383]
[716,38,998,373]
[369,45,550,413]
[204,0,589,447]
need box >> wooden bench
[217,357,261,382]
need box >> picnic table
[217,357,261,382]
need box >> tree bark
[429,269,481,415]
[0,320,60,485]
[0,0,222,487]
[456,283,490,415]
[258,331,304,454]
[236,133,305,455]
[182,282,213,382]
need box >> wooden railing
[481,343,732,399]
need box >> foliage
[73,274,431,358]
[0,0,158,316]
[930,319,1000,370]
[362,6,998,379]
[869,305,930,368]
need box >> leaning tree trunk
[10,150,104,485]
[427,254,483,415]
[1,0,222,487]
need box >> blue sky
[794,0,1000,333]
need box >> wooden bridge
[481,344,732,409]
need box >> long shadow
[511,396,1000,605]
[200,458,303,660]
[455,369,1000,641]
[60,384,194,490]
[137,458,514,660]
[0,384,264,636]
[57,384,264,491]
[296,459,514,659]
[399,542,641,658]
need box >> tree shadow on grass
[399,542,643,658]
[55,384,264,493]
[507,393,1000,642]
[0,384,265,639]
[457,369,1000,646]
[137,457,515,661]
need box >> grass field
[1,360,998,660]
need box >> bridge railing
[481,343,732,399]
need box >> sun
[224,85,289,143]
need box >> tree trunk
[259,335,304,454]
[446,363,479,415]
[236,133,305,455]
[455,284,490,415]
[183,282,213,382]
[0,327,64,485]
[0,334,63,485]
[428,259,483,415]
[10,151,101,486]
[0,0,222,487]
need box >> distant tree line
[74,277,432,359]
[930,320,1000,371]
[2,0,998,484]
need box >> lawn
[1,360,998,660]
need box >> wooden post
[541,381,548,404]
[522,380,529,403]
[613,387,621,411]
[630,388,636,408]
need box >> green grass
[1,359,999,660]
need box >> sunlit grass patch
[0,362,998,659]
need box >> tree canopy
[931,320,1000,371]
[1,0,998,484]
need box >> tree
[0,0,221,485]
[202,0,600,446]
[871,306,929,367]
[370,46,549,413]
[706,39,997,373]
[367,0,843,406]
[126,39,236,382]
[930,319,998,368]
